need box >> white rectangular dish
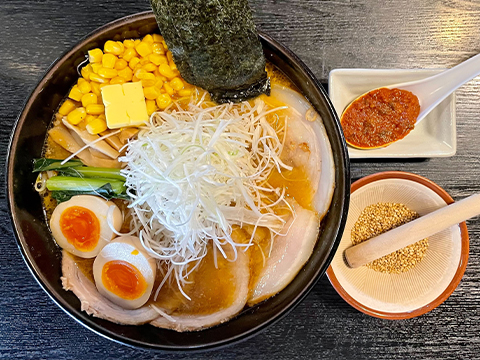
[328,69,456,159]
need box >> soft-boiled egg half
[93,236,156,309]
[50,195,123,258]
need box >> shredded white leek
[119,95,294,295]
[150,304,177,323]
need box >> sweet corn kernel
[117,67,133,81]
[134,39,141,46]
[141,73,156,87]
[122,48,138,62]
[152,34,163,43]
[142,34,154,44]
[123,39,135,48]
[91,63,102,74]
[90,81,102,96]
[86,103,105,115]
[88,48,103,63]
[135,41,153,57]
[80,64,93,80]
[134,69,149,79]
[102,53,117,69]
[162,40,168,50]
[132,75,139,82]
[116,41,125,54]
[133,63,143,73]
[129,57,141,69]
[58,99,76,115]
[76,120,87,130]
[146,99,157,115]
[158,63,176,79]
[114,59,128,70]
[77,78,92,94]
[86,117,108,135]
[81,93,98,107]
[143,86,161,100]
[152,43,165,55]
[139,57,151,66]
[104,40,123,56]
[90,72,108,83]
[163,83,174,95]
[167,51,178,71]
[98,67,118,79]
[110,76,126,85]
[156,93,172,110]
[80,72,90,81]
[143,63,157,72]
[178,88,192,97]
[84,115,97,124]
[133,64,148,74]
[154,78,164,89]
[98,114,106,121]
[68,86,83,101]
[142,79,156,88]
[169,77,184,91]
[149,54,167,66]
[67,107,86,125]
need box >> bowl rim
[326,171,469,320]
[7,11,350,351]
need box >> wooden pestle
[344,193,480,269]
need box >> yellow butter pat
[123,82,145,102]
[101,82,149,129]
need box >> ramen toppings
[36,28,335,331]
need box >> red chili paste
[340,88,420,148]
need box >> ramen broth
[41,58,333,329]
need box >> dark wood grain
[1,0,480,358]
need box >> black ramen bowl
[7,11,350,351]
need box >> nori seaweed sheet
[150,0,270,103]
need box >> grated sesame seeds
[351,202,428,274]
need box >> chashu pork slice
[248,201,320,306]
[270,84,335,220]
[150,246,250,332]
[61,251,158,325]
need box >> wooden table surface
[1,0,480,359]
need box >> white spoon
[382,52,480,124]
[341,52,480,149]
[344,193,480,269]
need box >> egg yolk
[101,260,147,300]
[60,206,100,252]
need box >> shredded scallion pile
[120,94,293,298]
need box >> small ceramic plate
[328,69,456,158]
[326,172,469,319]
